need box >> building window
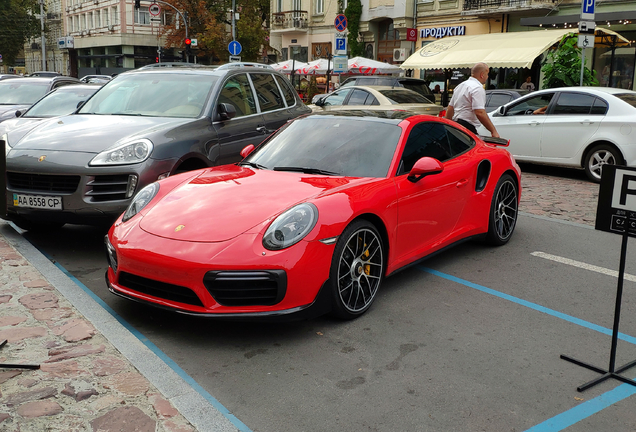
[103,9,109,26]
[68,17,73,32]
[315,0,324,14]
[293,0,301,11]
[95,10,100,27]
[135,6,150,24]
[277,0,282,12]
[88,12,93,29]
[111,6,118,26]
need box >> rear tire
[485,174,518,246]
[329,220,384,320]
[584,144,622,183]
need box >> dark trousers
[455,118,478,134]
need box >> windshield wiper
[110,112,143,116]
[239,161,267,170]
[273,166,338,175]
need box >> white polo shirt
[448,77,486,129]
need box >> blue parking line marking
[418,266,636,432]
[43,253,253,432]
[419,267,636,345]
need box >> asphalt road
[19,165,636,432]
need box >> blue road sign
[581,0,595,19]
[335,38,346,52]
[228,40,242,56]
[334,14,347,32]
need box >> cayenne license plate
[13,194,63,210]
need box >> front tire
[585,144,622,183]
[329,220,384,320]
[485,174,518,246]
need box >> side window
[445,125,474,156]
[488,93,513,108]
[218,74,256,118]
[365,95,379,106]
[347,89,371,105]
[322,88,352,106]
[552,92,595,115]
[274,75,296,107]
[250,73,285,112]
[506,93,554,116]
[591,97,609,115]
[399,122,452,174]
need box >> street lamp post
[39,0,46,70]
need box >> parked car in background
[0,75,80,122]
[29,71,62,77]
[105,110,520,320]
[3,63,311,230]
[79,75,113,84]
[0,74,21,81]
[484,89,529,113]
[310,86,444,116]
[478,87,636,182]
[339,76,436,103]
[0,84,102,137]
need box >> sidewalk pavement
[0,170,598,432]
[0,221,242,432]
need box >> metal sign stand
[561,165,636,391]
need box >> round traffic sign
[334,14,347,32]
[149,3,161,16]
[228,40,242,56]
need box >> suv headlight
[263,203,318,251]
[122,182,159,222]
[90,139,153,166]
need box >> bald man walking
[444,62,500,138]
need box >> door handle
[256,125,268,134]
[580,120,594,125]
[529,121,540,126]
[456,179,468,188]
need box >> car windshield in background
[246,116,402,178]
[24,88,99,118]
[379,89,430,104]
[0,81,50,104]
[78,73,218,117]
[614,93,636,108]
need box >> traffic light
[135,0,140,9]
[155,56,159,63]
[184,38,192,55]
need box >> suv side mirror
[218,103,236,120]
[15,110,23,118]
[76,101,85,110]
[496,105,507,116]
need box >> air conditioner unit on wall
[393,48,406,62]
[108,24,114,31]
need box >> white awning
[400,29,630,70]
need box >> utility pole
[231,0,236,40]
[39,0,46,70]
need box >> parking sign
[581,0,595,20]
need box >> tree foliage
[344,0,363,57]
[162,0,270,64]
[541,34,599,88]
[0,0,41,66]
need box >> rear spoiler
[480,136,510,147]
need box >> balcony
[271,11,309,32]
[463,0,554,13]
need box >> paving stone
[18,292,59,310]
[32,308,74,322]
[23,279,50,289]
[90,406,156,432]
[40,360,89,378]
[16,400,63,418]
[107,371,150,396]
[0,370,22,385]
[0,326,47,342]
[150,393,178,418]
[51,318,96,342]
[0,413,9,423]
[0,316,28,327]
[46,344,105,363]
[3,386,57,406]
[92,355,127,376]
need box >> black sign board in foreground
[561,165,636,391]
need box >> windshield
[614,93,636,108]
[246,116,402,178]
[0,81,50,105]
[24,87,99,118]
[379,89,430,104]
[79,73,218,117]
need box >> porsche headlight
[263,203,318,251]
[122,182,159,222]
[90,139,153,166]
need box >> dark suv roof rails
[216,62,274,70]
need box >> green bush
[541,34,599,88]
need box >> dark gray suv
[3,63,311,229]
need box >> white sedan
[309,86,444,116]
[477,86,636,182]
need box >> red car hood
[139,165,367,242]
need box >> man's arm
[444,105,454,120]
[474,108,500,138]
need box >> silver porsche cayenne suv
[2,63,310,229]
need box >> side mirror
[218,103,236,121]
[496,105,507,116]
[15,110,23,118]
[240,144,255,159]
[407,157,444,183]
[314,97,325,107]
[76,100,85,109]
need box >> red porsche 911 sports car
[105,110,521,320]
